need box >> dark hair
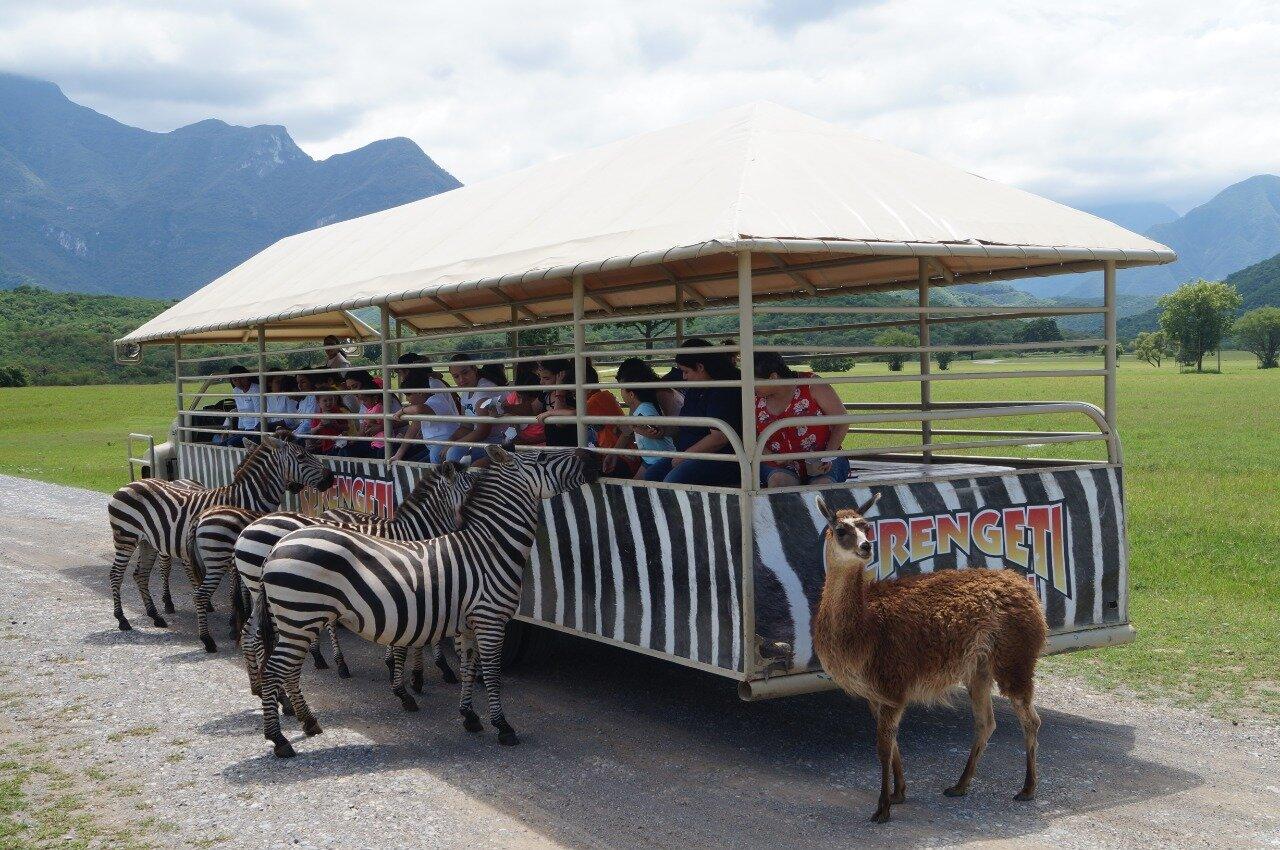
[585,360,600,385]
[401,369,435,391]
[512,361,541,398]
[478,362,508,387]
[228,365,250,376]
[674,338,738,381]
[323,335,341,346]
[270,374,298,393]
[450,352,475,364]
[539,358,574,381]
[615,357,661,406]
[752,351,795,380]
[397,351,424,365]
[344,369,378,390]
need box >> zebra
[106,435,335,632]
[257,445,599,758]
[230,462,477,693]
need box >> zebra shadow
[82,627,187,647]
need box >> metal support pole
[737,251,757,680]
[508,305,520,365]
[572,274,587,448]
[379,306,393,464]
[675,283,685,346]
[256,326,267,436]
[918,260,932,462]
[393,317,403,361]
[174,339,183,452]
[1103,260,1117,432]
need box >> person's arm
[391,419,422,462]
[811,380,850,456]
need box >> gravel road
[1,473,1278,849]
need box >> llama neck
[814,535,870,656]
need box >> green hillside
[0,285,173,384]
[1117,251,1280,339]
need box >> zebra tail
[231,570,248,642]
[182,520,206,587]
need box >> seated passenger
[643,339,742,487]
[264,374,299,431]
[534,358,579,447]
[391,370,460,465]
[281,371,321,439]
[614,372,675,479]
[308,393,353,456]
[444,353,504,463]
[753,351,851,488]
[506,362,547,445]
[343,369,387,459]
[209,365,261,447]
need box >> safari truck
[116,103,1174,699]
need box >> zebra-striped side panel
[521,483,744,673]
[754,466,1128,673]
[180,444,410,516]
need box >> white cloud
[1,0,1276,209]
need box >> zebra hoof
[117,618,132,632]
[410,671,423,694]
[201,636,217,653]
[271,736,297,759]
[398,695,419,713]
[311,653,330,671]
[302,719,323,737]
[437,661,459,685]
[336,661,351,679]
[151,616,168,628]
[461,710,483,733]
[497,730,521,747]
[163,598,175,614]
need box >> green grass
[0,354,1277,717]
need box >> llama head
[816,492,880,573]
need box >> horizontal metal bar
[756,305,1108,316]
[755,339,1106,355]
[760,432,1105,462]
[752,369,1108,386]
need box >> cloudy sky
[2,0,1276,211]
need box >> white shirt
[292,395,319,436]
[229,383,261,431]
[266,394,298,415]
[460,378,506,443]
[419,392,462,442]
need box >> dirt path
[1,473,1278,849]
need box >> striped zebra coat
[106,435,334,631]
[257,445,599,757]
[230,462,476,695]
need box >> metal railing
[126,433,155,481]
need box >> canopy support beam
[1104,260,1118,431]
[918,260,933,462]
[738,250,757,677]
[572,274,587,448]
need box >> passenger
[282,371,321,439]
[308,393,353,456]
[534,358,579,447]
[616,356,683,417]
[390,370,458,464]
[610,361,676,478]
[213,365,261,447]
[324,336,359,411]
[506,362,547,445]
[264,374,299,432]
[342,369,387,459]
[444,353,504,464]
[584,362,627,456]
[753,351,851,488]
[644,339,742,487]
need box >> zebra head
[398,461,476,533]
[483,444,599,500]
[246,434,336,494]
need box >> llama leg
[110,535,138,631]
[160,554,175,613]
[871,703,904,823]
[330,625,349,678]
[457,633,483,734]
[133,544,167,628]
[946,674,996,798]
[410,646,424,694]
[890,741,906,803]
[390,647,418,712]
[477,622,517,746]
[1009,693,1042,801]
[434,641,458,684]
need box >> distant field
[0,351,1276,717]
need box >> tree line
[1131,279,1280,370]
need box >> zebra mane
[231,440,272,482]
[456,462,519,528]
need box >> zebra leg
[110,534,138,631]
[410,646,424,694]
[390,648,418,712]
[477,622,518,746]
[261,634,316,757]
[194,559,229,653]
[329,625,349,678]
[457,634,483,734]
[310,641,330,671]
[160,554,176,614]
[434,641,459,685]
[384,647,396,681]
[133,544,167,628]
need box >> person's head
[537,358,573,386]
[396,351,425,385]
[343,369,378,395]
[296,372,314,393]
[513,361,540,392]
[319,393,346,413]
[674,338,738,382]
[228,365,254,392]
[478,362,508,387]
[267,373,296,394]
[753,351,796,400]
[449,353,480,388]
[616,357,661,409]
[323,335,342,357]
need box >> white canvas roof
[120,102,1174,344]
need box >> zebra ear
[485,444,515,466]
[260,433,284,450]
[241,436,259,450]
[437,462,457,481]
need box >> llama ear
[856,492,881,516]
[815,494,836,526]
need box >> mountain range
[0,73,460,299]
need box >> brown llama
[813,492,1047,823]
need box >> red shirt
[756,373,831,475]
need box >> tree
[1019,318,1064,350]
[1157,279,1242,372]
[872,330,918,371]
[811,354,856,373]
[0,365,30,387]
[1233,307,1280,369]
[616,319,674,350]
[953,324,996,359]
[934,349,955,371]
[1132,331,1174,368]
[516,325,563,355]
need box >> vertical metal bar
[737,250,757,680]
[393,317,404,361]
[675,282,685,346]
[572,274,587,448]
[918,260,933,462]
[380,306,393,464]
[1103,260,1117,431]
[508,305,519,365]
[173,339,183,455]
[256,326,267,436]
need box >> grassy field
[0,352,1277,717]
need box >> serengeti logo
[299,474,395,519]
[863,502,1071,597]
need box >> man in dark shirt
[643,339,742,487]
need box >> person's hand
[636,424,661,438]
[601,455,618,474]
[671,456,685,468]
